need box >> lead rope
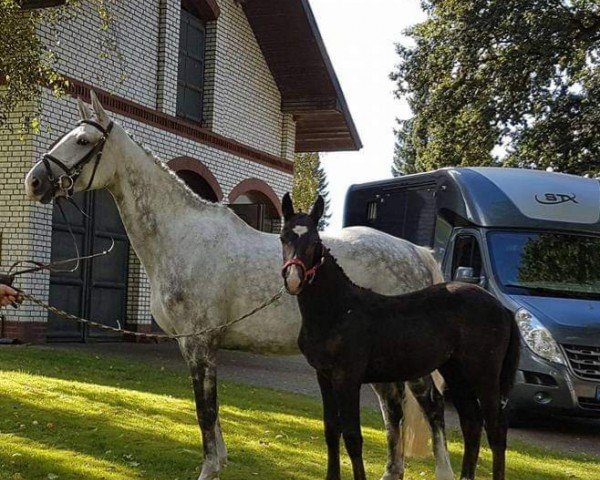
[16,287,285,341]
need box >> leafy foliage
[392,0,600,176]
[0,0,66,131]
[292,152,331,230]
[292,153,319,213]
[0,0,119,132]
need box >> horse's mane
[322,246,373,295]
[125,130,229,213]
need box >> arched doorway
[176,170,219,201]
[228,179,282,233]
[167,157,223,202]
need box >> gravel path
[43,342,600,458]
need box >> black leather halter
[42,119,114,198]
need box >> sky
[308,0,425,231]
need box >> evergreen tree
[392,118,417,176]
[292,152,331,230]
[292,152,319,213]
[315,161,331,230]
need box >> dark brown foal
[280,194,519,480]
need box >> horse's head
[25,91,117,204]
[280,193,325,295]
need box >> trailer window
[452,235,482,279]
[366,201,378,223]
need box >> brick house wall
[0,0,296,342]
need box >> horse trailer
[344,167,600,421]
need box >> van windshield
[487,231,600,300]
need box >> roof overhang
[189,0,220,20]
[243,0,362,152]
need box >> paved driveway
[45,342,600,458]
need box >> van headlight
[515,308,565,365]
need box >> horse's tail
[402,370,445,457]
[402,246,444,458]
[500,311,521,400]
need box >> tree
[0,0,118,132]
[292,152,331,230]
[314,160,331,230]
[391,118,416,176]
[391,0,600,176]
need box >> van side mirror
[454,266,480,284]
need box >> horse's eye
[77,138,90,146]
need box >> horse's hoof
[435,466,454,480]
[198,460,221,480]
[198,473,219,480]
[380,470,404,480]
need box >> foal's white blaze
[292,225,308,237]
[285,264,303,294]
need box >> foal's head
[280,193,325,295]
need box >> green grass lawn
[0,346,597,480]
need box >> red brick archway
[167,156,224,202]
[228,178,282,217]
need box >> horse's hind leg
[371,382,405,480]
[407,375,454,480]
[477,384,508,480]
[179,337,222,480]
[335,382,367,480]
[440,364,483,480]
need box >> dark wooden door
[47,190,129,341]
[230,204,265,231]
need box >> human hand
[0,284,21,307]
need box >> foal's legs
[407,376,454,480]
[441,364,483,480]
[318,373,342,480]
[179,338,222,480]
[372,382,405,480]
[477,384,508,480]
[334,382,367,480]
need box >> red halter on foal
[281,257,324,285]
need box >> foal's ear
[90,90,109,126]
[309,195,325,224]
[282,192,295,220]
[77,98,92,120]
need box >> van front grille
[578,397,600,411]
[562,344,600,381]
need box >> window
[451,235,482,279]
[433,215,452,261]
[177,2,206,123]
[366,201,377,223]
